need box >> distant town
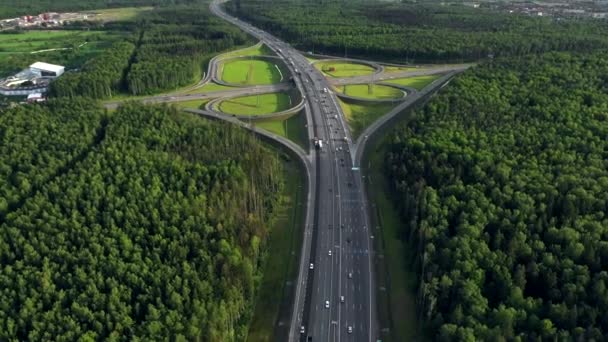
[457,0,608,19]
[0,11,98,30]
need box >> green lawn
[219,92,292,115]
[82,7,153,22]
[365,139,422,342]
[337,84,404,100]
[383,75,441,90]
[257,111,308,150]
[315,61,376,78]
[338,99,396,139]
[174,99,209,110]
[220,59,284,85]
[247,155,305,342]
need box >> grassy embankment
[384,75,441,90]
[247,154,306,341]
[218,92,292,115]
[364,134,423,342]
[314,61,375,78]
[337,84,403,100]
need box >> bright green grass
[315,61,376,78]
[220,59,284,85]
[83,7,153,22]
[175,99,209,110]
[383,65,418,73]
[219,92,292,115]
[257,111,308,150]
[338,99,396,138]
[365,139,422,342]
[337,84,404,100]
[246,156,305,341]
[384,75,441,90]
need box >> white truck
[314,138,323,150]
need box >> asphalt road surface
[209,1,377,341]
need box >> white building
[29,62,65,78]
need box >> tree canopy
[385,52,608,339]
[228,0,608,63]
[0,101,284,340]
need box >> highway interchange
[105,2,468,340]
[209,1,376,340]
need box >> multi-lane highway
[208,1,376,341]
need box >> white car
[347,326,353,334]
[328,250,332,256]
[309,263,314,270]
[325,300,330,308]
[300,326,305,334]
[340,295,345,303]
[348,272,353,279]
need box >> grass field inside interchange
[220,59,284,85]
[338,99,397,138]
[315,61,376,78]
[218,92,293,115]
[256,111,308,150]
[337,84,404,100]
[383,74,441,90]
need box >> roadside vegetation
[218,92,292,115]
[314,60,375,78]
[220,59,284,85]
[247,158,305,341]
[384,52,608,339]
[336,84,403,100]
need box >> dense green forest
[49,41,136,98]
[126,7,249,95]
[49,6,250,98]
[228,0,608,62]
[385,52,608,339]
[0,101,284,340]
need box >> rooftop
[29,62,64,73]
